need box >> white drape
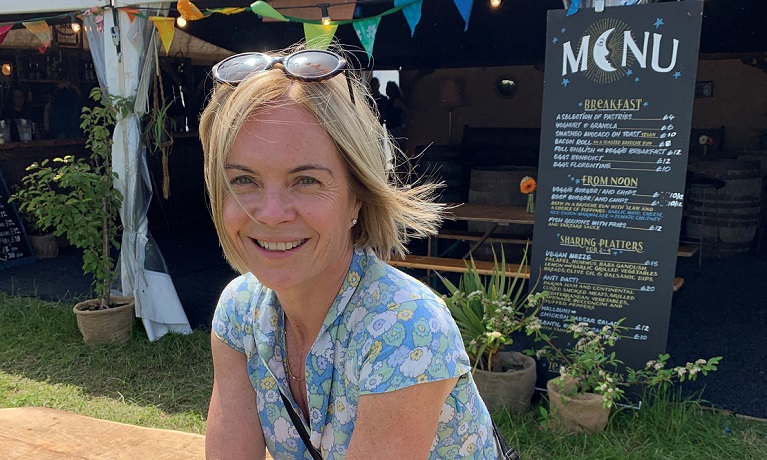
[86,10,191,341]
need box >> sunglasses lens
[215,54,271,82]
[284,51,342,79]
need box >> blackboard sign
[531,1,704,380]
[0,168,35,270]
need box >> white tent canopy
[1,1,208,341]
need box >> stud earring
[352,218,358,225]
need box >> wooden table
[440,203,533,259]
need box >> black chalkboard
[530,1,704,381]
[0,168,35,270]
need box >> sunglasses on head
[212,49,355,105]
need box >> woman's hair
[199,44,443,273]
[385,81,402,100]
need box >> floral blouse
[212,247,498,459]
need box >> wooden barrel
[468,166,536,260]
[415,145,465,204]
[686,160,763,256]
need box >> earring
[352,218,358,225]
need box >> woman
[384,81,407,153]
[200,45,500,459]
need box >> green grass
[1,292,766,459]
[0,292,212,433]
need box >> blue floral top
[212,248,498,459]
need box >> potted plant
[16,207,58,260]
[526,317,722,433]
[11,87,134,345]
[439,249,547,414]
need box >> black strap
[279,390,323,460]
[493,420,521,460]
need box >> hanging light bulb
[490,0,501,7]
[1,63,12,76]
[70,13,81,33]
[320,4,331,26]
[176,16,187,28]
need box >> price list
[0,169,35,270]
[531,2,703,376]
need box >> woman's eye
[230,176,255,186]
[297,177,320,186]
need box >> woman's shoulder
[217,273,269,317]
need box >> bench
[388,254,685,291]
[434,230,699,259]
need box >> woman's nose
[251,189,295,226]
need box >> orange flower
[520,176,537,194]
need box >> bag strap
[492,420,521,460]
[279,390,323,460]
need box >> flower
[520,176,537,194]
[699,135,715,146]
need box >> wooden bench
[435,231,699,259]
[388,254,685,291]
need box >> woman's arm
[206,334,266,460]
[346,377,459,460]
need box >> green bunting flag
[304,23,338,51]
[250,1,288,21]
[353,16,381,56]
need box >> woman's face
[224,103,362,293]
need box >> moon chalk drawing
[594,28,617,72]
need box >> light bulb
[176,17,187,28]
[320,4,331,26]
[1,63,11,76]
[71,22,81,33]
[491,0,501,7]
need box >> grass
[1,292,766,458]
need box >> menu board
[531,1,704,379]
[0,168,35,270]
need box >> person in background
[385,81,408,154]
[200,43,503,459]
[368,77,388,125]
[45,81,82,139]
[2,88,33,142]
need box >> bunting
[250,1,288,22]
[123,8,140,23]
[395,0,422,37]
[177,0,205,21]
[353,16,381,56]
[566,0,581,17]
[0,24,13,46]
[149,17,176,54]
[22,21,51,49]
[304,23,338,51]
[452,0,474,32]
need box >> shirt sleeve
[211,275,254,354]
[356,298,471,395]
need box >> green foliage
[439,247,547,371]
[143,96,176,152]
[10,88,131,308]
[526,317,722,409]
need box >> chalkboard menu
[530,1,704,379]
[0,169,35,270]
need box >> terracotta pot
[73,296,135,345]
[29,233,58,260]
[472,351,536,414]
[546,378,610,433]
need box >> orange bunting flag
[122,8,140,22]
[149,17,176,54]
[210,7,246,15]
[22,20,51,49]
[177,0,205,21]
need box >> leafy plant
[11,87,131,309]
[526,317,722,408]
[439,248,547,371]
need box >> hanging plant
[143,57,176,199]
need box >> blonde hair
[200,45,443,273]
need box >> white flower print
[438,402,455,423]
[400,347,433,377]
[335,396,354,424]
[367,310,398,337]
[274,417,296,442]
[458,433,479,456]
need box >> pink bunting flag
[22,20,51,49]
[0,24,13,46]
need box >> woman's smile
[253,238,307,252]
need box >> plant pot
[473,351,536,414]
[29,233,58,259]
[73,296,135,345]
[546,378,610,434]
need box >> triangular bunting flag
[210,7,246,15]
[395,0,422,37]
[149,16,176,54]
[177,0,205,21]
[453,0,474,32]
[567,0,581,16]
[22,20,51,49]
[303,23,338,51]
[353,16,381,56]
[0,24,13,46]
[122,8,140,23]
[250,1,288,21]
